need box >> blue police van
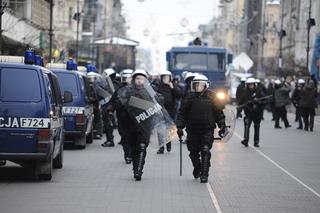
[48,61,94,149]
[0,52,73,180]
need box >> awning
[94,36,139,46]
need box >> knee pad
[139,143,147,151]
[254,124,260,129]
[244,118,250,125]
[201,145,210,153]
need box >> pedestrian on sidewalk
[176,74,226,183]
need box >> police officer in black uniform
[112,69,134,163]
[153,70,182,154]
[239,78,265,147]
[236,77,246,118]
[101,68,121,147]
[106,69,152,181]
[176,74,226,183]
[291,79,305,129]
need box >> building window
[8,0,25,17]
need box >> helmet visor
[191,81,208,92]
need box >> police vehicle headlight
[216,92,226,100]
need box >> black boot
[242,120,250,147]
[253,124,260,147]
[133,144,147,181]
[101,140,114,147]
[156,146,164,154]
[200,146,211,183]
[189,153,201,179]
[125,157,132,164]
[166,142,172,152]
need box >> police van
[47,61,94,149]
[0,52,73,180]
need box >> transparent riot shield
[213,108,236,143]
[125,80,177,148]
[88,72,115,106]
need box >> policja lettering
[135,103,162,123]
[0,117,19,128]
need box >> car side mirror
[63,91,73,103]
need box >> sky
[121,0,220,72]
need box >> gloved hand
[218,126,227,138]
[177,128,184,138]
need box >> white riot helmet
[103,68,116,77]
[191,74,209,92]
[245,77,256,84]
[240,77,247,82]
[120,69,133,83]
[274,79,282,85]
[255,79,261,84]
[132,69,148,79]
[182,71,189,79]
[159,70,172,83]
[297,79,305,85]
[184,72,195,81]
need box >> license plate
[20,118,50,128]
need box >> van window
[55,73,79,97]
[0,68,41,102]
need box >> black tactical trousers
[187,131,214,178]
[101,107,114,142]
[243,113,261,144]
[125,132,149,176]
[93,103,103,136]
[301,107,315,131]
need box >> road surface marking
[234,131,320,199]
[206,182,223,213]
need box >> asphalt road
[0,109,319,213]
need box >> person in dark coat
[153,70,182,154]
[176,74,226,183]
[299,80,317,131]
[273,80,291,128]
[266,79,276,120]
[238,78,265,147]
[291,79,305,129]
[236,77,247,118]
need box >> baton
[179,136,183,176]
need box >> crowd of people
[88,69,227,183]
[235,76,318,145]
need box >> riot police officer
[176,74,226,183]
[239,78,265,147]
[115,69,134,163]
[291,79,305,129]
[236,77,247,118]
[154,70,182,154]
[101,68,120,147]
[106,69,152,181]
